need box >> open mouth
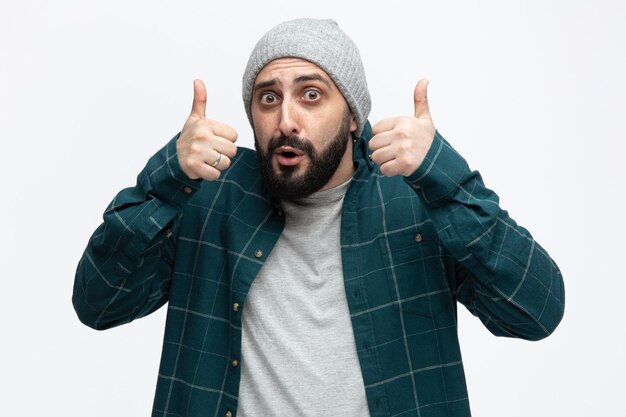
[274,146,305,166]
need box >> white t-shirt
[237,179,370,416]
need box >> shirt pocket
[378,227,452,318]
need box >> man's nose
[278,100,300,137]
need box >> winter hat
[242,18,371,136]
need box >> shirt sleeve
[404,131,565,340]
[72,133,201,330]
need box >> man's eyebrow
[254,79,277,91]
[294,74,331,87]
[253,73,331,92]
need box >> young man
[73,18,565,417]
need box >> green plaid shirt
[73,123,565,417]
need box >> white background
[1,0,625,415]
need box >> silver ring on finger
[211,152,222,167]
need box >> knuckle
[189,141,203,154]
[398,140,415,153]
[188,159,201,172]
[399,154,415,169]
[225,144,237,158]
[371,120,386,135]
[220,156,232,170]
[207,168,221,181]
[397,153,408,165]
[398,127,412,140]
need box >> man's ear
[350,114,357,133]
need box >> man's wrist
[404,131,471,204]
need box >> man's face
[251,58,357,200]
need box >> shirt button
[165,229,173,238]
[414,233,423,243]
[183,186,193,194]
[233,303,240,312]
[232,359,239,368]
[254,249,263,258]
[225,411,233,417]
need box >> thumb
[413,79,431,119]
[190,79,207,119]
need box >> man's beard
[255,110,352,201]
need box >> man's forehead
[254,57,333,86]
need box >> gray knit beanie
[242,18,371,136]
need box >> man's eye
[303,90,320,101]
[260,93,277,104]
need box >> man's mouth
[274,146,305,166]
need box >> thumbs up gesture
[177,80,238,181]
[369,79,436,177]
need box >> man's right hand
[177,79,238,181]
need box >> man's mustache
[267,135,315,155]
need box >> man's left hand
[369,79,436,177]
